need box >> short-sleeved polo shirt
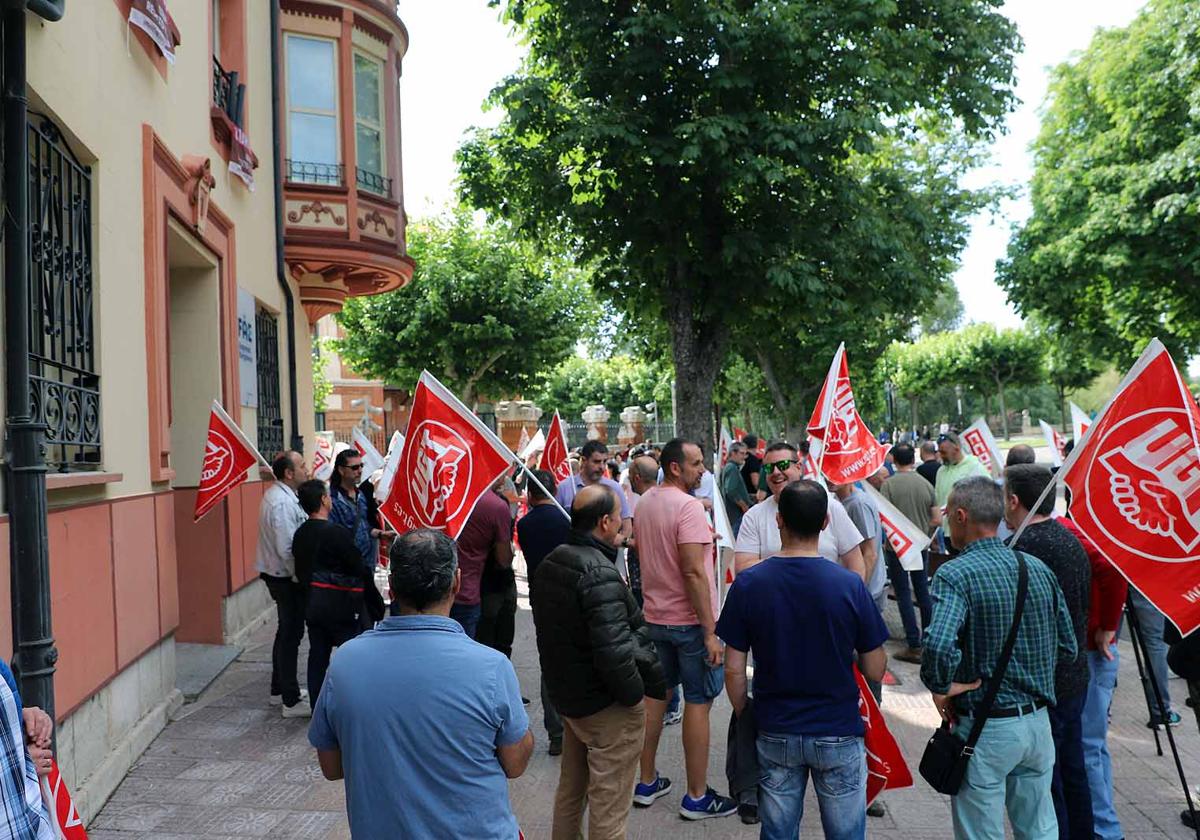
[555,475,633,520]
[734,492,863,566]
[309,615,528,840]
[634,484,715,626]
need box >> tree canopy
[458,0,1020,452]
[530,355,673,423]
[996,0,1200,365]
[335,211,594,406]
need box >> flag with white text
[962,417,1003,478]
[539,411,572,485]
[864,483,931,571]
[807,344,890,484]
[855,666,912,804]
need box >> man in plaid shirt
[921,476,1076,840]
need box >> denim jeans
[952,707,1057,840]
[449,602,482,639]
[646,623,723,704]
[885,549,932,649]
[756,731,866,840]
[1048,690,1093,840]
[1082,649,1123,839]
[1129,589,1173,717]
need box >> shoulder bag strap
[960,551,1029,754]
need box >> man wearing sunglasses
[733,442,867,580]
[934,431,989,509]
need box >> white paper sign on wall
[237,288,258,408]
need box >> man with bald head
[1006,444,1036,467]
[532,484,666,839]
[625,454,661,606]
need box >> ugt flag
[1040,420,1067,468]
[863,483,931,571]
[41,759,88,839]
[962,417,1004,478]
[351,427,385,483]
[194,401,266,522]
[1060,338,1200,634]
[539,411,572,484]
[854,666,912,804]
[1071,401,1092,443]
[807,343,889,484]
[379,371,513,539]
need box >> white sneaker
[270,689,307,707]
[281,698,312,719]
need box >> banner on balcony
[229,125,256,191]
[128,0,180,65]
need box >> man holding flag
[718,479,889,839]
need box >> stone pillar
[619,406,647,446]
[495,400,543,452]
[582,405,610,443]
[1021,409,1031,435]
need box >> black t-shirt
[916,460,941,487]
[292,519,365,589]
[742,454,763,495]
[517,503,571,582]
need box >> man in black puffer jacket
[532,484,667,840]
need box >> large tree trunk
[996,375,1010,440]
[667,278,727,457]
[755,350,798,442]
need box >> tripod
[1124,594,1200,837]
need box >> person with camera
[921,476,1077,839]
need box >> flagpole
[1008,473,1060,545]
[519,462,571,522]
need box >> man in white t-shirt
[733,442,866,581]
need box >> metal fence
[561,421,677,449]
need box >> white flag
[960,417,1003,478]
[718,426,736,470]
[516,425,531,457]
[375,431,405,502]
[801,436,821,479]
[1069,401,1091,444]
[519,427,545,460]
[1039,419,1066,468]
[863,483,931,571]
[311,432,335,482]
[351,427,386,485]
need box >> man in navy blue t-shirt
[717,479,888,840]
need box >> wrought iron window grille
[255,309,285,459]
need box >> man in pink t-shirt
[631,438,737,821]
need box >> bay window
[354,51,387,194]
[286,34,341,185]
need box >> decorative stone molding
[287,200,346,227]
[619,406,647,445]
[583,405,610,443]
[180,155,215,234]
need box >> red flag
[41,758,89,838]
[1060,339,1200,634]
[194,401,264,522]
[379,372,513,539]
[807,344,890,484]
[539,411,572,485]
[854,666,912,804]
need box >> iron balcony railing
[212,55,245,128]
[355,167,392,196]
[286,159,345,186]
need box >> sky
[397,0,1147,328]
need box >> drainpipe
[269,0,303,454]
[3,0,58,721]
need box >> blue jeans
[1129,589,1173,717]
[646,623,723,704]
[952,707,1057,840]
[449,602,481,639]
[1048,690,1093,840]
[885,549,931,649]
[756,731,865,840]
[1082,649,1122,839]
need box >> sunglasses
[346,463,364,471]
[763,459,798,475]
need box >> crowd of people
[237,424,1184,840]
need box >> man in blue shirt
[718,479,889,840]
[516,468,571,754]
[555,440,633,546]
[309,529,533,839]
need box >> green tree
[336,211,595,407]
[458,1,1019,452]
[997,0,1200,365]
[530,355,673,422]
[1036,321,1101,428]
[880,331,960,430]
[950,324,1044,439]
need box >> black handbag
[919,552,1029,795]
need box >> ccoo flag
[807,343,889,484]
[1040,420,1067,468]
[863,483,932,571]
[1071,401,1092,444]
[539,411,572,485]
[311,432,335,482]
[379,372,513,540]
[1060,339,1200,635]
[351,427,385,484]
[962,417,1004,478]
[855,666,913,804]
[194,401,267,522]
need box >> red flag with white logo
[311,432,335,482]
[194,401,266,522]
[379,372,513,539]
[539,411,572,485]
[807,344,890,484]
[1060,339,1200,634]
[863,483,931,571]
[41,759,88,839]
[855,666,912,804]
[962,417,1003,478]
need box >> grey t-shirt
[843,487,887,602]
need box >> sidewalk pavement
[90,574,1200,839]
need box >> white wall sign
[237,288,258,408]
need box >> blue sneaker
[633,774,672,807]
[679,787,738,820]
